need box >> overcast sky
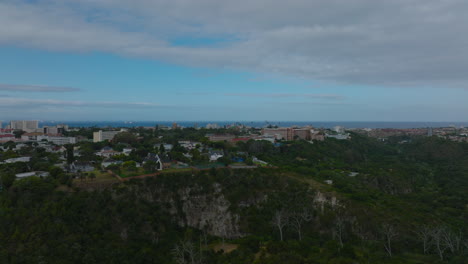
[1,0,468,121]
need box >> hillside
[0,134,467,263]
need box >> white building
[179,141,201,150]
[93,130,121,142]
[122,148,134,155]
[10,120,39,131]
[0,134,15,142]
[15,171,49,179]
[326,134,351,140]
[36,135,76,145]
[206,123,219,129]
[332,126,345,133]
[5,157,31,163]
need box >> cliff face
[176,184,242,238]
[130,181,242,238]
[127,177,342,239]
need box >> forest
[0,133,467,263]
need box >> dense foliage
[0,133,467,263]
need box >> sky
[1,0,468,121]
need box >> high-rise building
[93,130,121,142]
[206,123,219,129]
[292,128,311,140]
[262,127,293,140]
[10,120,39,131]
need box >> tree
[143,160,158,173]
[272,209,289,241]
[432,226,447,260]
[382,223,398,257]
[122,161,137,171]
[49,166,64,179]
[0,173,16,189]
[289,208,312,241]
[113,132,137,145]
[333,213,346,248]
[172,240,199,264]
[416,225,433,254]
[65,144,74,164]
[13,130,25,139]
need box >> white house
[5,157,31,163]
[15,171,49,179]
[209,150,224,162]
[122,148,134,155]
[96,146,120,158]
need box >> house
[5,157,31,163]
[15,171,49,179]
[96,146,119,158]
[159,143,173,152]
[143,153,163,171]
[21,132,44,141]
[326,133,351,140]
[36,135,76,145]
[51,146,67,153]
[54,162,68,170]
[159,154,173,169]
[254,136,276,143]
[207,134,235,142]
[101,159,122,169]
[0,134,15,142]
[122,148,134,155]
[209,150,224,162]
[252,157,268,165]
[13,143,27,151]
[178,141,201,150]
[69,162,94,173]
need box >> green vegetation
[0,132,467,263]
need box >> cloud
[225,93,345,100]
[1,1,468,87]
[0,97,160,109]
[0,83,80,92]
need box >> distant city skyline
[1,1,468,121]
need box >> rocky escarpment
[125,175,341,239]
[176,184,242,238]
[128,181,242,238]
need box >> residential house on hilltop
[101,159,122,169]
[209,150,224,162]
[143,153,163,171]
[69,161,94,173]
[96,146,119,158]
[15,171,49,179]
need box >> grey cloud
[225,93,345,100]
[1,1,468,87]
[0,97,160,108]
[0,83,80,92]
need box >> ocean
[35,121,468,129]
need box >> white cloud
[0,97,160,108]
[1,0,468,87]
[224,93,345,100]
[0,83,80,92]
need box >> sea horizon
[17,120,468,129]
